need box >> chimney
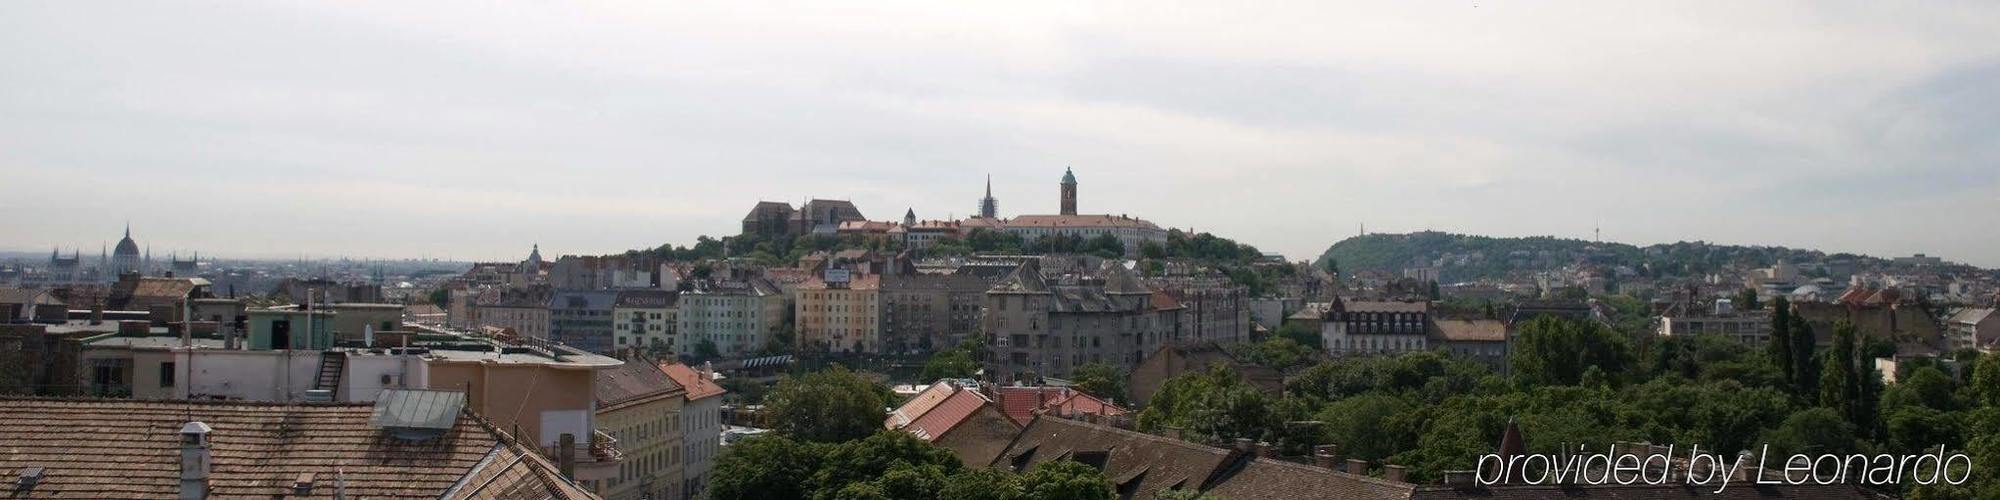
[1346,459,1368,475]
[557,433,577,479]
[90,306,104,325]
[1254,441,1274,458]
[1313,445,1340,469]
[179,422,212,500]
[1385,465,1409,483]
[1232,438,1255,454]
[292,472,316,495]
[1164,426,1182,440]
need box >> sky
[2,2,1997,266]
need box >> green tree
[765,365,892,443]
[1019,460,1115,500]
[693,338,722,361]
[1071,362,1128,404]
[1881,366,1957,413]
[1975,353,2000,408]
[1734,288,1761,310]
[1427,280,1441,300]
[1768,296,1793,385]
[937,467,1025,500]
[1818,320,1862,425]
[1789,320,1819,398]
[810,432,962,499]
[710,434,829,500]
[1315,394,1416,462]
[1273,322,1323,350]
[1229,337,1316,372]
[1137,363,1279,443]
[1761,407,1857,459]
[1509,316,1633,387]
[920,348,978,381]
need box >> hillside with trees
[1312,231,1968,283]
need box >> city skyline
[3,2,1997,265]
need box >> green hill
[1314,231,1906,283]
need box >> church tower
[977,174,999,219]
[1059,167,1077,216]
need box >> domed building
[111,225,141,276]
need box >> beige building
[591,360,688,500]
[795,272,883,353]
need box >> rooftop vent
[16,467,43,491]
[370,389,466,442]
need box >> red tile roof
[659,363,727,401]
[992,386,1129,427]
[902,388,991,441]
[887,381,959,429]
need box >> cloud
[1,1,1996,266]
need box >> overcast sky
[2,2,1996,266]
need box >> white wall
[341,353,428,402]
[177,350,321,401]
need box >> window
[159,362,176,387]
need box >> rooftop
[0,398,593,499]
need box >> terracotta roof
[1431,319,1506,342]
[0,398,593,500]
[887,381,959,429]
[658,362,727,400]
[594,361,685,410]
[992,386,1129,426]
[903,388,992,441]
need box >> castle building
[988,168,1167,257]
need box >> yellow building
[794,272,882,353]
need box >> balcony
[570,429,625,481]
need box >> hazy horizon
[4,2,1996,266]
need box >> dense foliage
[1142,315,2000,496]
[1313,231,1938,282]
[762,365,893,443]
[711,431,1116,500]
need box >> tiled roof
[658,363,727,400]
[1205,457,1410,500]
[0,398,593,500]
[1340,300,1430,313]
[903,389,992,441]
[1949,307,1994,325]
[595,361,685,410]
[1431,319,1506,342]
[0,287,59,306]
[1405,483,1891,500]
[990,261,1050,294]
[992,386,1129,427]
[887,381,959,430]
[996,417,1230,497]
